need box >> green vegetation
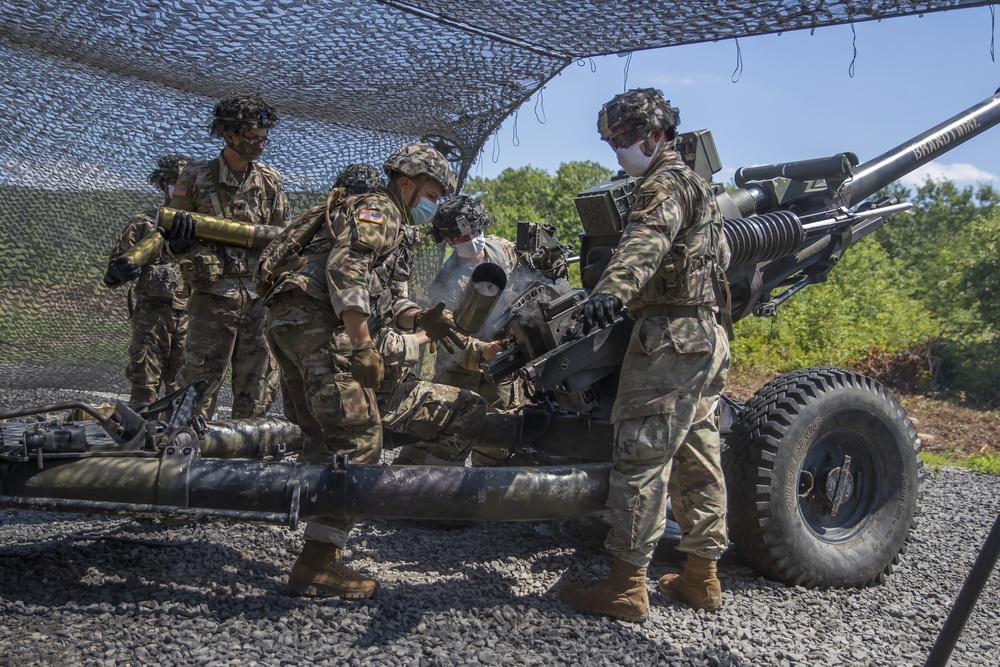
[921,451,1000,476]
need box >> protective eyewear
[241,132,271,147]
[606,127,647,150]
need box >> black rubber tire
[723,367,922,588]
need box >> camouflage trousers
[125,298,188,406]
[174,291,279,420]
[605,313,730,567]
[266,292,487,546]
[433,355,519,413]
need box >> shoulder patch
[358,209,384,225]
[172,184,188,197]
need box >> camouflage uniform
[595,148,731,567]
[262,189,485,548]
[170,153,289,418]
[107,210,189,405]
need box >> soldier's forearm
[342,309,372,347]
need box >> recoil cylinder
[724,211,804,267]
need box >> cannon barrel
[199,417,304,458]
[842,88,1000,206]
[0,457,611,523]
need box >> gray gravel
[1,388,998,667]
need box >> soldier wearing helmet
[103,153,193,405]
[334,163,386,195]
[259,142,487,600]
[166,93,290,420]
[392,195,523,467]
[559,88,731,622]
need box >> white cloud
[649,75,697,87]
[899,162,997,188]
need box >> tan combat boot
[558,558,649,623]
[657,554,723,611]
[287,540,378,599]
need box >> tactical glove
[415,301,467,352]
[164,211,198,254]
[103,257,142,287]
[575,293,623,334]
[350,342,384,389]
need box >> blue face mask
[409,196,438,226]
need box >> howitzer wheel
[722,367,922,588]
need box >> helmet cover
[383,142,458,195]
[597,87,680,140]
[431,194,492,243]
[210,93,279,138]
[334,163,386,195]
[147,153,192,186]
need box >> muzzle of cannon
[453,262,508,334]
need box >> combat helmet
[210,93,279,138]
[598,87,681,142]
[431,195,492,243]
[334,163,386,195]
[383,142,458,195]
[147,153,192,186]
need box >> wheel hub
[821,455,854,517]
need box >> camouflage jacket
[108,209,188,310]
[593,150,730,315]
[169,152,290,298]
[266,190,418,331]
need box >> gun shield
[454,263,507,334]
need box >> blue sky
[470,6,1000,192]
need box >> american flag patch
[358,209,384,224]
[172,185,188,197]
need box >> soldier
[392,196,518,466]
[259,142,483,599]
[167,93,290,419]
[334,163,386,195]
[558,88,731,622]
[103,154,192,406]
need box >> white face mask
[615,138,661,178]
[454,233,486,259]
[167,184,176,198]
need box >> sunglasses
[606,127,647,150]
[241,133,270,147]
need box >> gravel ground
[1,388,998,667]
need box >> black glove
[164,211,197,254]
[102,257,142,287]
[415,301,467,351]
[575,293,622,334]
[351,342,384,389]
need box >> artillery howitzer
[3,89,1000,592]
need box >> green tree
[465,161,613,246]
[875,179,999,332]
[731,239,939,372]
[962,210,1000,329]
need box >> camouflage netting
[0,0,991,398]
